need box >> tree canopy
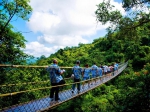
[0,0,32,64]
[0,0,150,111]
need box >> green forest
[0,0,150,112]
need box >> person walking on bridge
[82,64,91,88]
[72,60,82,94]
[97,65,103,78]
[46,59,65,102]
[91,62,98,84]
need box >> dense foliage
[0,0,150,111]
[0,0,32,64]
[0,0,32,83]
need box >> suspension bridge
[0,62,128,112]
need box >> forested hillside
[0,0,150,112]
[34,0,150,111]
[36,25,150,70]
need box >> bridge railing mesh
[0,62,128,112]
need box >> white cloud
[110,0,125,15]
[28,12,61,33]
[37,35,88,46]
[24,42,61,57]
[25,0,125,57]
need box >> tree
[0,0,32,85]
[0,0,32,37]
[95,0,150,32]
[0,0,32,64]
[122,0,150,11]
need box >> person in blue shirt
[97,65,103,83]
[113,62,118,74]
[82,64,91,88]
[91,63,98,84]
[115,62,119,71]
[46,59,65,101]
[72,60,82,93]
[97,65,103,77]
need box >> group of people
[71,60,119,94]
[46,59,119,102]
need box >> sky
[11,0,124,57]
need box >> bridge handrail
[0,62,128,112]
[0,62,128,97]
[0,62,124,87]
[0,75,107,97]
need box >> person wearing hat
[46,59,65,102]
[71,60,82,93]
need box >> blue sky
[10,0,124,57]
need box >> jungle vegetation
[0,0,150,111]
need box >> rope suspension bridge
[0,62,128,112]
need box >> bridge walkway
[0,62,128,112]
